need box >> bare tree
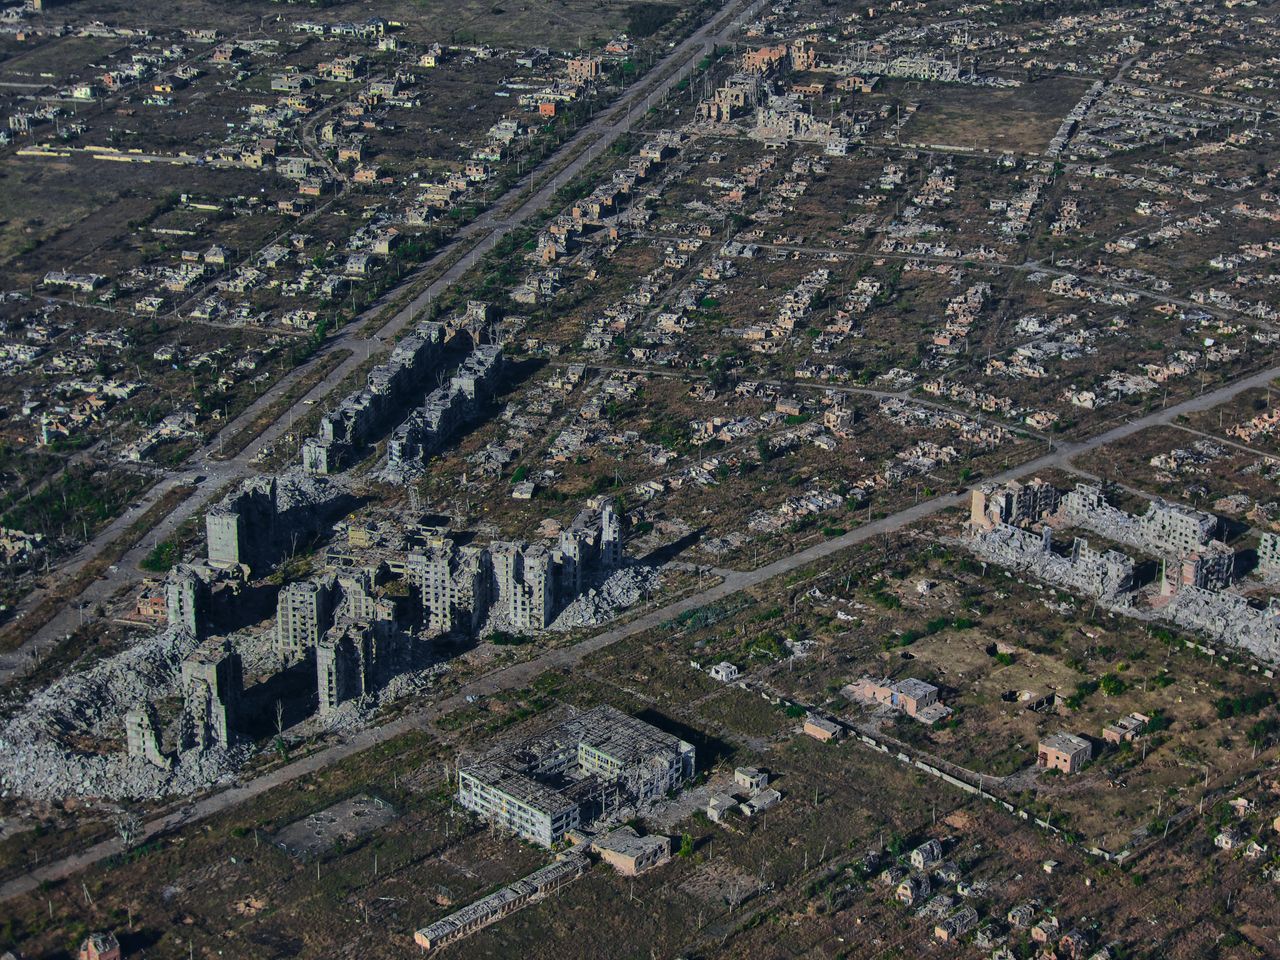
[275,698,285,739]
[115,810,143,851]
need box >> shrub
[491,631,530,646]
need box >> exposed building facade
[1037,733,1091,774]
[302,319,447,475]
[180,641,243,750]
[206,473,345,574]
[969,478,1060,532]
[275,577,335,659]
[457,705,696,847]
[165,564,210,636]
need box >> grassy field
[900,77,1094,154]
[10,0,698,50]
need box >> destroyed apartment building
[967,479,1280,664]
[399,498,625,633]
[456,704,696,847]
[383,341,505,482]
[254,498,627,711]
[1056,482,1233,592]
[301,301,500,476]
[832,41,966,84]
[751,92,841,149]
[301,317,448,475]
[968,522,1136,604]
[205,471,351,575]
[1,471,632,802]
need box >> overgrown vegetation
[625,1,677,37]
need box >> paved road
[3,355,1279,902]
[0,0,767,685]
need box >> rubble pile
[1163,587,1280,663]
[550,565,661,631]
[6,627,201,740]
[0,627,249,801]
[968,524,1134,604]
[0,740,247,803]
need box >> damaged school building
[457,705,696,847]
[413,707,693,952]
[966,478,1280,663]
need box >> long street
[3,351,1279,902]
[0,0,769,684]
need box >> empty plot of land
[902,78,1094,154]
[273,794,400,860]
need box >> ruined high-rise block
[407,539,492,635]
[275,577,335,659]
[165,564,209,637]
[492,541,556,630]
[600,499,623,570]
[180,642,243,750]
[124,703,171,770]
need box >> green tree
[1099,674,1126,697]
[677,833,694,858]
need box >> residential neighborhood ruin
[2,0,1280,956]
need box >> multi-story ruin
[206,472,347,574]
[165,563,210,637]
[457,705,696,847]
[1059,483,1235,595]
[400,500,624,635]
[968,481,1280,665]
[698,73,760,124]
[834,42,963,83]
[405,538,493,635]
[302,319,448,474]
[275,577,336,660]
[968,523,1135,603]
[751,93,839,146]
[281,568,414,717]
[490,541,556,631]
[1058,482,1220,560]
[969,478,1061,532]
[179,641,243,750]
[1163,587,1280,663]
[124,703,171,770]
[1161,544,1235,595]
[384,342,504,480]
[976,479,1232,597]
[1258,531,1280,574]
[491,500,624,631]
[316,611,407,717]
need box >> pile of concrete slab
[0,626,251,801]
[549,565,662,631]
[968,523,1134,604]
[1163,586,1280,663]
